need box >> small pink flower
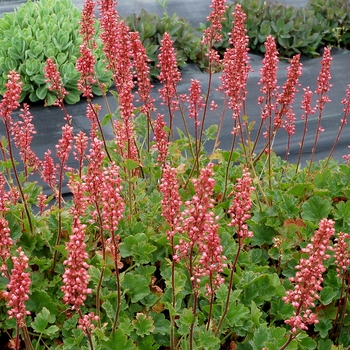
[4,247,31,325]
[78,312,99,332]
[0,173,10,215]
[283,106,296,136]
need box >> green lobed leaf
[319,286,338,305]
[132,313,155,337]
[301,196,332,222]
[100,329,136,350]
[31,307,58,335]
[314,318,333,338]
[122,272,150,303]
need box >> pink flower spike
[221,4,250,121]
[79,0,97,45]
[283,219,335,332]
[187,79,204,129]
[258,36,279,123]
[175,163,226,292]
[101,163,125,233]
[0,71,22,124]
[0,217,13,276]
[160,164,182,239]
[315,47,332,108]
[334,232,350,277]
[56,124,74,167]
[61,220,92,310]
[153,113,169,165]
[228,168,254,239]
[4,247,31,325]
[158,32,181,112]
[76,43,97,99]
[202,0,228,45]
[11,104,41,175]
[130,31,155,115]
[44,58,68,107]
[42,149,57,189]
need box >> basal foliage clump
[1,0,350,349]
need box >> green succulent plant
[308,0,350,49]
[0,0,111,105]
[204,0,327,58]
[125,9,201,80]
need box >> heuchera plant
[1,0,350,349]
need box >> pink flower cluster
[56,124,74,167]
[130,31,155,115]
[153,114,169,165]
[160,164,182,239]
[11,104,41,174]
[283,219,335,332]
[174,163,226,293]
[258,36,279,122]
[101,163,125,233]
[228,168,254,239]
[158,32,181,112]
[76,0,98,98]
[278,54,302,130]
[42,150,57,189]
[78,312,99,332]
[187,79,204,129]
[315,47,332,110]
[4,248,31,325]
[44,58,68,107]
[334,232,350,277]
[0,217,13,276]
[61,220,92,310]
[202,0,228,45]
[221,4,250,120]
[0,71,22,123]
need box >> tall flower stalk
[174,163,226,349]
[160,164,182,350]
[158,32,182,140]
[4,248,32,350]
[216,168,254,336]
[281,219,335,349]
[307,47,332,176]
[0,71,33,234]
[220,3,251,200]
